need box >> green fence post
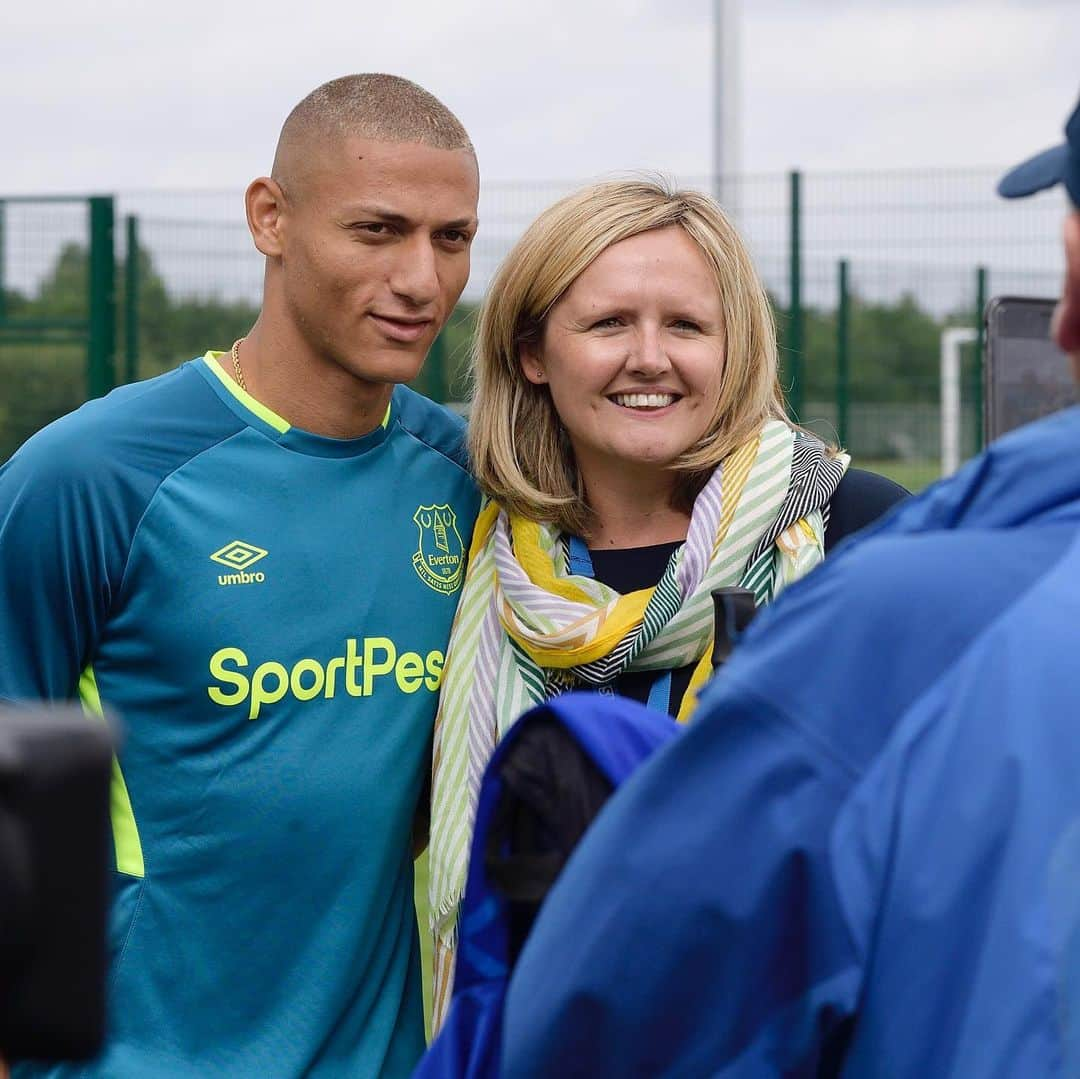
[836,259,850,446]
[0,200,6,323]
[125,214,140,384]
[88,196,117,398]
[787,170,803,420]
[974,265,988,452]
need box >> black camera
[711,587,758,669]
[0,705,112,1062]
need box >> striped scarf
[427,419,847,1027]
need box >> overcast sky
[2,0,1078,196]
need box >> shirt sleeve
[501,674,866,1078]
[0,432,126,702]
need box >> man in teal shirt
[0,73,480,1077]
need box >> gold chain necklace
[230,337,247,392]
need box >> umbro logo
[211,540,268,586]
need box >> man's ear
[1053,211,1080,358]
[245,177,288,259]
[519,342,547,385]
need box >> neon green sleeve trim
[202,352,291,434]
[79,667,146,878]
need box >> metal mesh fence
[0,198,93,460]
[113,168,1064,308]
[0,170,1069,482]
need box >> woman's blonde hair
[468,177,789,537]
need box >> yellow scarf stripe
[713,434,760,554]
[677,645,716,724]
[512,517,604,606]
[505,587,654,668]
[467,501,501,563]
[501,515,654,666]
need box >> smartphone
[984,296,1077,442]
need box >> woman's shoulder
[824,467,911,551]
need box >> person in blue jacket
[416,692,680,1079]
[501,94,1080,1076]
[0,75,480,1078]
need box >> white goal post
[940,327,977,477]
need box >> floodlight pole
[714,0,741,218]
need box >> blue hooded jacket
[415,693,679,1079]
[503,407,1080,1077]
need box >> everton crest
[412,504,465,595]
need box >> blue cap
[998,97,1080,207]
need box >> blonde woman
[427,179,905,1025]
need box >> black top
[587,468,909,715]
[586,542,683,597]
[824,468,910,553]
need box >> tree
[2,239,972,466]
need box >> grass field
[860,457,941,493]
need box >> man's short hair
[272,73,474,182]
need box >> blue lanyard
[566,535,673,715]
[567,534,594,576]
[645,670,674,713]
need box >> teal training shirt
[0,355,480,1078]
